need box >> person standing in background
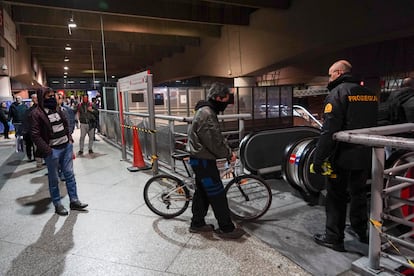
[57,92,75,135]
[8,96,28,137]
[77,95,96,155]
[8,96,28,152]
[311,60,377,252]
[0,101,9,139]
[22,94,38,161]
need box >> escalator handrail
[293,105,322,129]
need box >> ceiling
[4,0,291,81]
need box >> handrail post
[147,74,158,174]
[368,147,384,271]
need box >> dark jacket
[387,87,414,123]
[77,102,96,125]
[186,100,232,160]
[22,104,37,136]
[313,73,378,170]
[30,90,73,158]
[8,102,28,123]
[0,106,7,123]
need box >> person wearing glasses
[311,60,378,251]
[30,88,88,216]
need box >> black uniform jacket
[313,74,378,170]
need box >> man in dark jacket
[312,60,378,251]
[30,88,88,216]
[8,96,28,137]
[186,82,245,239]
[22,94,38,161]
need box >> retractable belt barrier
[121,124,157,134]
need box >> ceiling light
[63,76,67,78]
[64,66,69,70]
[64,72,68,75]
[68,17,77,28]
[64,57,70,62]
[65,44,72,51]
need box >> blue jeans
[44,143,78,206]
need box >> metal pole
[117,81,127,160]
[90,44,96,90]
[100,15,108,83]
[147,74,158,174]
[368,147,384,270]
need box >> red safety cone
[127,127,151,172]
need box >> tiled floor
[0,130,309,276]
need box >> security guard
[312,60,378,252]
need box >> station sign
[118,70,151,91]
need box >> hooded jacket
[186,100,232,160]
[30,89,73,157]
[313,73,378,170]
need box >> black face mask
[44,97,57,110]
[210,99,229,113]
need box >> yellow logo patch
[324,103,333,113]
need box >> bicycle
[143,153,272,221]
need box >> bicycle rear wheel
[225,174,272,221]
[143,174,190,218]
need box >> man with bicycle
[186,82,245,239]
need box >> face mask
[44,97,57,110]
[211,100,229,113]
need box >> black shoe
[313,233,345,252]
[55,204,69,216]
[78,151,83,156]
[214,227,246,239]
[70,200,88,210]
[189,224,214,233]
[88,149,94,154]
[345,226,368,244]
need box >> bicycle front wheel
[143,174,190,219]
[225,174,272,221]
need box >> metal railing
[334,123,414,274]
[99,109,251,174]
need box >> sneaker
[88,149,94,154]
[214,227,245,239]
[78,151,83,156]
[189,224,214,233]
[55,204,69,216]
[313,233,345,252]
[70,200,88,210]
